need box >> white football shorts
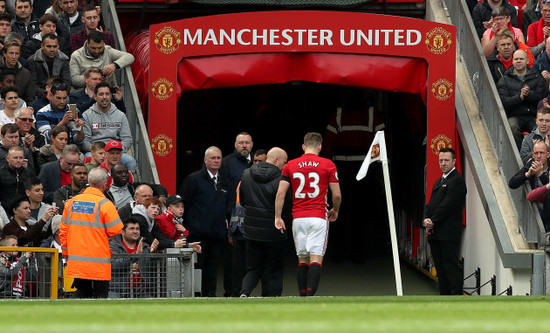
[292,217,329,257]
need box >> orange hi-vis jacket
[60,187,123,281]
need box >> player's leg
[305,218,329,296]
[293,218,310,296]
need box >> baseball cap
[166,194,183,207]
[105,140,123,152]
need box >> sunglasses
[17,117,33,122]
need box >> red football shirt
[60,169,72,186]
[281,153,339,219]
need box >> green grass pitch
[1,296,550,332]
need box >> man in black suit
[423,148,467,295]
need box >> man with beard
[221,132,253,296]
[69,30,134,89]
[53,162,87,214]
[109,218,158,298]
[82,83,134,173]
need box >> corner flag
[355,130,403,296]
[356,131,388,181]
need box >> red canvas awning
[177,53,427,103]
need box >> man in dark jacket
[0,123,35,172]
[509,141,550,230]
[38,144,80,203]
[472,0,518,39]
[239,147,289,297]
[487,31,515,84]
[423,148,467,295]
[510,140,550,190]
[0,146,33,204]
[221,132,253,296]
[497,49,549,148]
[0,40,35,103]
[27,33,71,99]
[180,146,231,297]
[10,0,39,44]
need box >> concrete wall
[461,156,532,295]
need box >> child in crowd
[0,235,31,298]
[155,195,188,241]
[85,141,106,172]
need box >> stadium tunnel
[163,52,431,263]
[127,12,457,290]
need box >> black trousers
[241,239,286,296]
[429,239,463,295]
[196,239,225,297]
[232,238,247,296]
[73,278,110,298]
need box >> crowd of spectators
[0,0,154,298]
[469,1,550,235]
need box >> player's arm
[327,182,341,222]
[275,180,290,233]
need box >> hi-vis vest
[60,187,123,281]
[323,106,385,161]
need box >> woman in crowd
[37,126,68,169]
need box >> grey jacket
[26,202,52,232]
[0,254,28,297]
[520,128,549,164]
[81,103,133,152]
[69,42,135,88]
[27,49,71,97]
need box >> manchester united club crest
[151,78,174,101]
[151,134,173,157]
[154,26,181,54]
[371,144,380,159]
[425,27,452,55]
[430,134,452,155]
[431,78,454,101]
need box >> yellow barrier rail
[0,247,60,299]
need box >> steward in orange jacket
[60,169,123,294]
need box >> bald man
[238,147,289,297]
[498,49,549,149]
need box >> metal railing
[0,247,60,299]
[102,0,160,185]
[0,247,196,299]
[110,249,196,298]
[442,0,546,245]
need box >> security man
[60,167,123,298]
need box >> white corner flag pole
[356,131,403,296]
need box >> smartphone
[69,104,77,118]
